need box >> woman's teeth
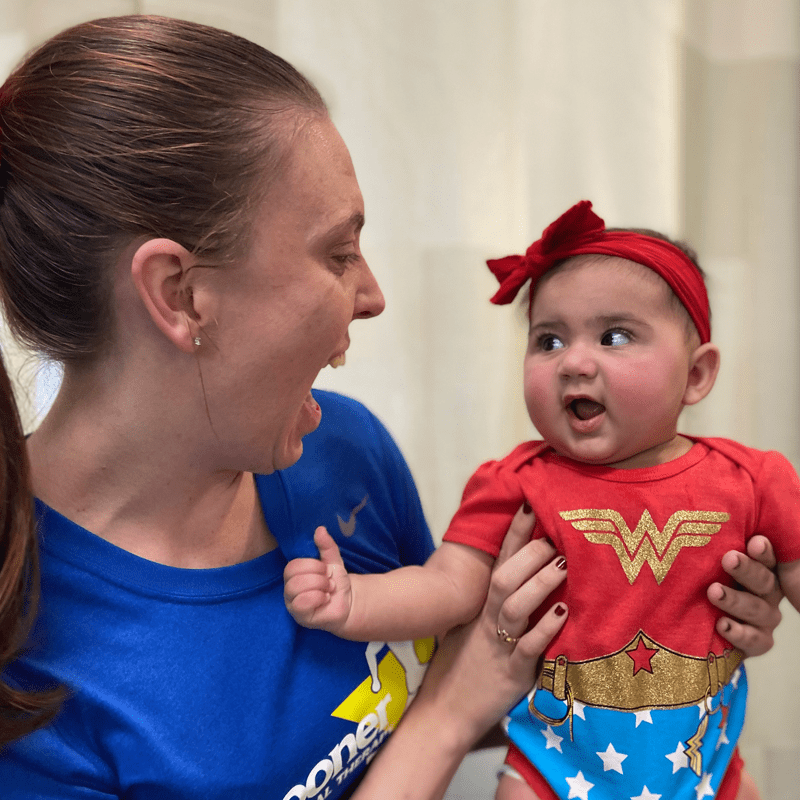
[329,354,346,369]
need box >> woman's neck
[28,372,278,568]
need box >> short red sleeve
[752,450,800,563]
[442,459,525,558]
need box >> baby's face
[524,255,697,469]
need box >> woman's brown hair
[0,14,327,362]
[0,350,64,744]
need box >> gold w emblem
[559,509,730,584]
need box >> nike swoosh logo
[337,495,369,537]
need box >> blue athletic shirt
[1,391,435,799]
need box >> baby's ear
[683,343,720,406]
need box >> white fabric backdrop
[1,1,798,796]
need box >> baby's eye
[601,329,632,347]
[537,334,565,352]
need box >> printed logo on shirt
[281,637,435,800]
[559,508,730,584]
[337,495,369,537]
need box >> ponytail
[0,352,64,745]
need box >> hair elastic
[486,200,710,343]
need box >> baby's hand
[283,526,353,635]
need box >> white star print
[573,700,586,720]
[696,699,708,719]
[541,725,564,752]
[501,715,511,735]
[631,787,661,800]
[695,772,714,798]
[716,724,730,749]
[596,743,627,773]
[565,770,594,800]
[665,741,689,773]
[634,709,653,727]
[730,668,741,689]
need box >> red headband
[487,200,710,344]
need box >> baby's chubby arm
[283,527,494,641]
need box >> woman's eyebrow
[321,211,365,241]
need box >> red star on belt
[626,637,659,675]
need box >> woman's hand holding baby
[709,535,783,657]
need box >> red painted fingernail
[555,556,567,570]
[522,500,532,514]
[554,604,567,617]
[543,535,554,547]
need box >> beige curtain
[1,1,798,796]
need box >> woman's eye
[330,253,360,275]
[601,329,631,346]
[537,334,565,352]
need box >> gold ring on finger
[496,625,519,645]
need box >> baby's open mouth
[569,399,605,421]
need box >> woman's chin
[272,392,322,472]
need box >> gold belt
[529,630,743,775]
[536,630,742,712]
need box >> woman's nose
[354,261,385,320]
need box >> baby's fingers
[284,570,334,607]
[287,587,333,616]
[314,526,346,571]
[283,556,329,582]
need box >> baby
[284,201,800,800]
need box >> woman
[0,16,782,799]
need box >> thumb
[314,526,345,571]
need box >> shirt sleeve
[442,459,524,558]
[752,450,800,563]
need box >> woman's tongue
[571,399,605,420]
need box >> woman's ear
[130,238,204,354]
[683,342,721,406]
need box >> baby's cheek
[523,367,552,418]
[614,361,681,416]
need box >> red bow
[488,201,602,305]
